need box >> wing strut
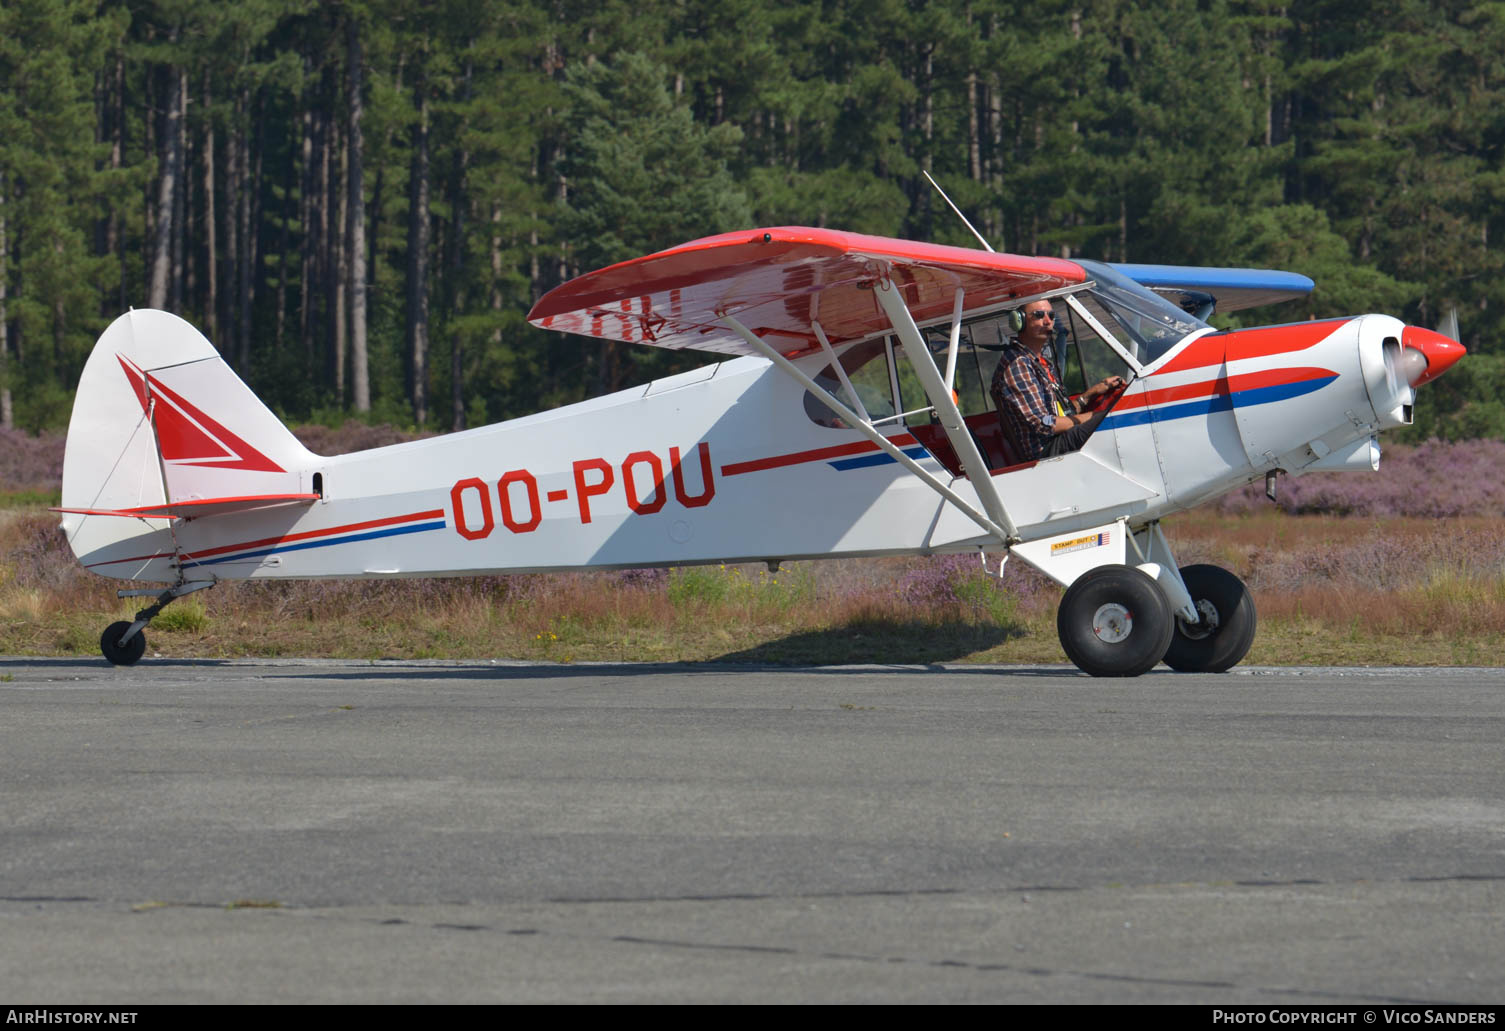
[873,280,1020,540]
[812,320,871,423]
[942,288,964,395]
[719,315,1013,544]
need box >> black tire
[100,621,147,666]
[1162,564,1257,674]
[1057,564,1174,677]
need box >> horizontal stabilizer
[53,493,320,520]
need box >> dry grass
[3,505,1504,666]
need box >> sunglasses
[1025,309,1055,322]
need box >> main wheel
[1162,564,1256,673]
[100,621,147,666]
[1057,565,1174,677]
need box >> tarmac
[1,657,1500,1003]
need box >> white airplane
[55,226,1465,675]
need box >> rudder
[58,309,320,580]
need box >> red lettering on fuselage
[622,451,667,514]
[498,469,542,533]
[449,443,716,541]
[450,478,494,541]
[572,458,615,524]
[670,442,715,508]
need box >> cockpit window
[804,337,897,428]
[1077,259,1209,366]
[802,268,1193,430]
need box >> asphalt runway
[0,657,1500,1004]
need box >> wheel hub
[1178,598,1221,640]
[1091,603,1133,644]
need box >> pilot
[989,299,1124,459]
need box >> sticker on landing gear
[1050,531,1110,557]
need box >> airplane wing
[1110,263,1314,315]
[528,227,1085,357]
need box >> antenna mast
[922,170,996,253]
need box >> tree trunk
[224,92,242,360]
[234,85,252,365]
[242,95,263,369]
[987,62,1003,249]
[967,70,980,182]
[171,67,187,313]
[149,57,183,310]
[332,111,347,401]
[275,145,289,353]
[492,203,504,347]
[143,67,156,300]
[449,60,473,431]
[298,100,314,361]
[407,83,430,427]
[0,174,10,430]
[201,71,217,342]
[103,52,125,315]
[347,16,369,413]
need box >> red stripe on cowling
[1116,366,1337,412]
[1155,319,1349,375]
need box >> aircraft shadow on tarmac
[0,620,1091,680]
[710,618,1023,666]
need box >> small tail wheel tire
[101,621,147,666]
[1163,564,1257,673]
[1057,564,1174,677]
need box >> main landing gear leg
[1028,521,1258,676]
[100,580,216,666]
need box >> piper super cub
[56,226,1465,675]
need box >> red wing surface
[528,227,1085,357]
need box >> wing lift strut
[721,277,1200,625]
[720,277,1029,548]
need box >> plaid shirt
[990,339,1077,459]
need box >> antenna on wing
[922,170,995,253]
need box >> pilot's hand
[1087,376,1125,400]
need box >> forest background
[1,0,1502,441]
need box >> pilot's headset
[1010,304,1065,339]
[1011,304,1070,375]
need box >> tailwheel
[96,580,214,667]
[1057,564,1174,677]
[1163,564,1257,673]
[100,621,147,666]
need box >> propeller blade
[1383,338,1400,396]
[1392,346,1430,387]
[1440,307,1460,343]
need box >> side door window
[803,337,898,428]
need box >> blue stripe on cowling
[1101,394,1231,431]
[829,445,932,471]
[185,520,448,567]
[1099,374,1336,433]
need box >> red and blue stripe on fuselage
[1099,319,1347,432]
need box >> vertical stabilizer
[59,309,320,579]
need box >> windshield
[1077,259,1210,367]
